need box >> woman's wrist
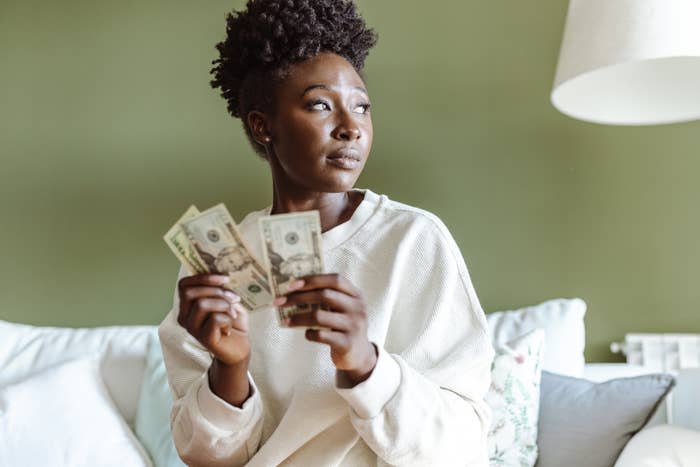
[342,342,378,386]
[208,355,251,408]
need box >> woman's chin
[313,171,362,193]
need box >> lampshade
[551,0,700,125]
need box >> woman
[158,1,495,465]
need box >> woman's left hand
[273,273,377,384]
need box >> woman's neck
[270,187,363,233]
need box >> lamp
[551,0,700,125]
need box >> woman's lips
[327,150,362,170]
[326,156,361,169]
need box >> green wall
[1,0,698,362]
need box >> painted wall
[1,0,698,362]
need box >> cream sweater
[158,189,494,467]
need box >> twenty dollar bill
[180,204,272,311]
[258,211,324,325]
[163,205,209,275]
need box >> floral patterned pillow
[486,329,545,467]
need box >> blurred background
[1,0,698,362]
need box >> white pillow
[487,298,586,377]
[0,357,152,467]
[486,329,545,467]
[0,319,153,425]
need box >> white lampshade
[551,0,700,125]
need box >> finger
[187,297,232,334]
[183,287,240,303]
[198,312,236,348]
[178,274,230,291]
[288,308,352,331]
[230,303,250,333]
[275,288,357,312]
[305,328,350,351]
[292,273,361,298]
[178,287,240,327]
[181,287,240,311]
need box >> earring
[262,136,271,144]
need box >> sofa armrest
[670,368,700,431]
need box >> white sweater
[158,189,495,467]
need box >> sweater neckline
[258,188,380,251]
[322,188,379,250]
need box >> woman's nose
[337,126,361,141]
[332,117,362,141]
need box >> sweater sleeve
[157,266,264,467]
[335,216,495,466]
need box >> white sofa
[1,311,698,466]
[0,322,154,431]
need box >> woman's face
[262,52,373,193]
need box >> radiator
[610,333,700,373]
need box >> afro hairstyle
[209,0,378,157]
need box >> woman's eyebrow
[300,84,368,98]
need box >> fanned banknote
[258,211,324,326]
[180,204,272,311]
[163,205,209,274]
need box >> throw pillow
[0,319,153,426]
[536,370,675,467]
[487,298,586,377]
[0,357,152,467]
[135,331,186,467]
[486,329,545,467]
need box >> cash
[178,204,273,311]
[163,205,209,275]
[164,204,325,325]
[258,211,324,326]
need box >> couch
[1,298,698,466]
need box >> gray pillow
[536,370,675,467]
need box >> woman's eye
[309,100,330,111]
[353,102,372,114]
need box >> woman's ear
[247,111,272,146]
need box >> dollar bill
[180,204,272,311]
[258,211,324,326]
[163,205,209,274]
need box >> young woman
[158,1,494,465]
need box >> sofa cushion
[536,370,675,467]
[0,319,154,425]
[615,424,700,467]
[487,298,586,377]
[486,329,545,467]
[0,357,152,467]
[135,331,186,467]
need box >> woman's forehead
[280,53,367,95]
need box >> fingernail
[219,275,230,283]
[281,318,291,326]
[225,291,240,302]
[289,279,305,291]
[273,296,287,306]
[229,305,238,319]
[233,302,246,313]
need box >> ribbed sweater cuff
[335,344,401,419]
[196,371,260,432]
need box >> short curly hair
[209,0,378,157]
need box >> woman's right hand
[177,274,250,366]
